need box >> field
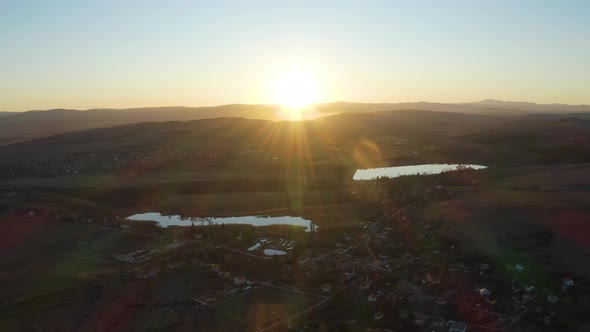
[195,287,323,331]
[424,164,590,278]
[2,110,590,330]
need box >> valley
[1,109,590,331]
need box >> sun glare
[273,69,320,120]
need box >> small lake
[263,249,287,256]
[353,164,487,180]
[127,213,316,232]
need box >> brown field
[424,164,590,278]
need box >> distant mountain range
[1,100,589,145]
[466,99,590,113]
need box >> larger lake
[127,213,316,232]
[353,164,487,180]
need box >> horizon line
[3,99,590,113]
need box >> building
[448,320,468,332]
[374,311,384,321]
[478,287,491,297]
[234,275,246,286]
[426,272,441,285]
[562,277,574,290]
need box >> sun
[273,69,320,120]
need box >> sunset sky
[1,0,589,111]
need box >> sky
[0,0,589,111]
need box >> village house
[448,320,468,332]
[373,311,384,321]
[233,275,246,286]
[368,293,379,303]
[426,272,441,285]
[562,277,574,291]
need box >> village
[0,148,223,178]
[10,194,580,332]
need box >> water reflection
[127,213,316,232]
[353,164,487,180]
[263,249,287,256]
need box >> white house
[373,311,384,321]
[479,287,491,297]
[368,293,378,303]
[234,275,246,286]
[562,277,574,289]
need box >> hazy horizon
[3,98,590,114]
[1,0,589,111]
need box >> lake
[263,249,287,256]
[353,164,487,180]
[126,213,316,232]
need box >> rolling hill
[2,109,589,179]
[2,101,589,145]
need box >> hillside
[2,101,590,145]
[3,110,590,184]
[0,105,278,145]
[0,110,509,160]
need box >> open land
[1,109,590,331]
